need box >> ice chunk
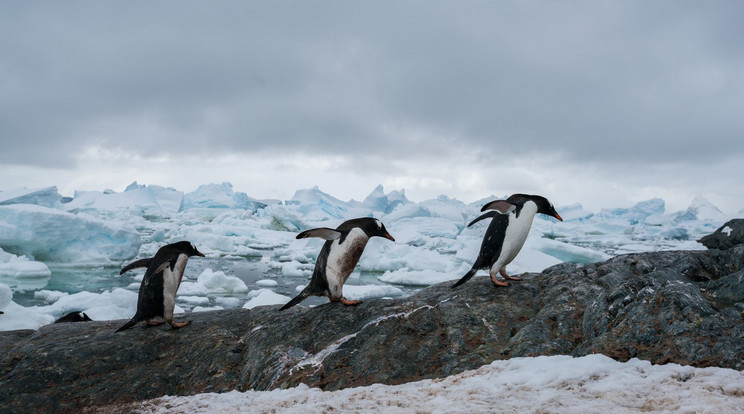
[0,248,52,278]
[0,204,141,263]
[0,186,62,208]
[343,284,405,300]
[182,182,266,211]
[255,279,279,287]
[556,204,594,222]
[0,301,55,331]
[35,288,139,322]
[360,185,409,214]
[600,198,665,224]
[290,186,351,220]
[243,289,291,309]
[194,268,249,294]
[63,182,183,215]
[686,196,727,221]
[0,282,11,310]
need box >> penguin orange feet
[340,297,362,306]
[146,320,165,326]
[500,269,522,281]
[489,271,509,287]
[168,320,191,329]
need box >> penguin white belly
[494,202,538,270]
[325,228,369,299]
[162,254,188,320]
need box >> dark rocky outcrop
[699,218,744,250]
[1,247,743,413]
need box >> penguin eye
[375,219,382,229]
[190,242,196,251]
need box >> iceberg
[63,182,183,216]
[686,196,727,222]
[0,186,62,208]
[360,184,409,214]
[0,204,141,263]
[182,182,266,211]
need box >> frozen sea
[0,182,737,331]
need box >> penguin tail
[279,290,311,311]
[115,316,142,332]
[451,268,478,289]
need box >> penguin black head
[169,241,206,257]
[507,194,563,221]
[344,217,395,241]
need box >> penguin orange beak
[384,233,395,242]
[196,251,205,257]
[553,213,563,221]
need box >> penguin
[452,194,563,288]
[280,217,395,311]
[115,241,205,332]
[55,311,93,323]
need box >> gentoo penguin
[55,311,93,323]
[115,241,204,332]
[452,194,562,288]
[280,217,395,311]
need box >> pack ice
[0,182,735,331]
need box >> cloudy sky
[1,1,742,213]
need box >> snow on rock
[243,288,291,309]
[0,248,51,278]
[0,204,141,263]
[134,354,744,414]
[182,182,266,211]
[0,186,62,208]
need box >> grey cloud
[1,1,743,168]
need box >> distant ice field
[0,182,736,331]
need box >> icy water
[7,257,418,310]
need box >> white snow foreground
[129,354,744,414]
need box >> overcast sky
[1,1,742,213]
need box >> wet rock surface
[2,246,743,413]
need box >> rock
[1,247,743,412]
[699,219,744,250]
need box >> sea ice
[243,289,291,309]
[63,182,183,216]
[0,186,62,208]
[0,204,141,263]
[0,248,51,278]
[182,182,267,211]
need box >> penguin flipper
[481,200,517,214]
[451,268,478,288]
[119,258,153,275]
[296,228,342,240]
[115,315,142,332]
[467,211,503,227]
